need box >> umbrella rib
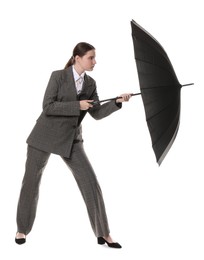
[147,97,180,147]
[146,93,179,122]
[136,58,178,80]
[146,103,171,122]
[133,30,179,80]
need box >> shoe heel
[97,237,105,245]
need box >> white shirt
[72,66,85,94]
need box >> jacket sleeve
[42,71,80,116]
[88,85,122,120]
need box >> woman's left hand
[116,93,132,103]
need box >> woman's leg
[16,145,50,235]
[61,142,110,238]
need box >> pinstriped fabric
[16,146,50,235]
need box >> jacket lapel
[80,73,95,99]
[64,66,78,99]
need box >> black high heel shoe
[97,237,122,248]
[15,237,26,245]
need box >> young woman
[15,42,131,248]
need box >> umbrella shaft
[131,93,141,96]
[94,92,141,105]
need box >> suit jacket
[27,66,122,158]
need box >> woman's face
[76,49,96,72]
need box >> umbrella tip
[181,83,194,87]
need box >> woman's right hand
[80,100,94,110]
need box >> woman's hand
[116,93,132,103]
[80,100,94,110]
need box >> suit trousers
[16,143,110,237]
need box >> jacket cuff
[115,100,122,108]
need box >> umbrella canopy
[131,19,190,165]
[92,20,192,165]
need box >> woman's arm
[88,86,131,120]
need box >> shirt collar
[72,65,85,81]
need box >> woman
[15,42,131,248]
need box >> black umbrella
[94,20,193,165]
[130,20,194,165]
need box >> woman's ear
[75,55,80,62]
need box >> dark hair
[64,42,95,69]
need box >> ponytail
[64,56,75,69]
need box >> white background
[0,0,203,259]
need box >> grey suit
[16,66,122,237]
